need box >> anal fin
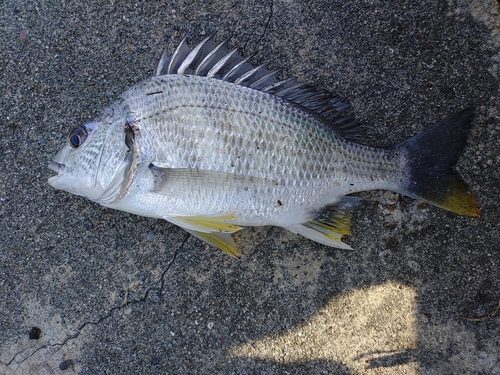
[286,196,361,249]
[184,229,241,258]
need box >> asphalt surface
[1,1,499,374]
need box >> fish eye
[69,126,88,148]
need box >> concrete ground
[1,1,499,374]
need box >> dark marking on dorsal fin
[154,34,363,141]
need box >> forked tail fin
[397,108,480,216]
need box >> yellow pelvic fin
[184,229,241,258]
[172,214,243,233]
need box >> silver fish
[48,34,479,257]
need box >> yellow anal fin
[184,229,241,258]
[172,214,243,233]
[287,224,351,249]
[287,196,361,250]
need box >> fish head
[48,103,132,204]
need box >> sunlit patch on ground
[228,281,419,374]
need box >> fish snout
[48,161,66,186]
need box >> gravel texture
[0,1,499,374]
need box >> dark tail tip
[398,108,480,216]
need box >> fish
[48,34,480,257]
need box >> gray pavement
[0,1,499,374]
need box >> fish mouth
[48,161,66,185]
[48,161,66,174]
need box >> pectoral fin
[149,166,281,196]
[286,196,361,249]
[184,229,241,258]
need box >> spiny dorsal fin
[154,34,363,141]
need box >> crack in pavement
[243,0,274,53]
[3,233,188,369]
[254,0,274,51]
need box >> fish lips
[48,160,104,200]
[48,161,66,186]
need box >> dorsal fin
[155,34,362,140]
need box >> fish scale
[48,35,479,257]
[134,75,394,183]
[118,74,401,225]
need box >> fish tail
[396,107,480,216]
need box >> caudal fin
[397,108,480,216]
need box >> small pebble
[59,359,73,371]
[151,357,160,366]
[145,232,156,241]
[84,219,93,230]
[29,327,41,339]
